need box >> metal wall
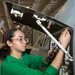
[55,0,75,75]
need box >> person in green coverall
[0,28,71,75]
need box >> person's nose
[22,38,27,44]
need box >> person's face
[8,30,27,52]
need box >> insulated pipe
[42,0,66,15]
[32,0,50,12]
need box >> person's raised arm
[50,29,71,69]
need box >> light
[17,25,20,28]
[0,29,4,34]
[0,20,4,30]
[15,25,20,29]
[25,6,30,9]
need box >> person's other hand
[45,49,52,62]
[59,29,71,48]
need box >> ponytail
[0,45,10,60]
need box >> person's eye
[18,38,22,41]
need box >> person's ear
[6,40,12,47]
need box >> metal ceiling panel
[5,1,73,36]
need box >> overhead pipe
[3,1,14,30]
[32,0,51,12]
[42,0,67,15]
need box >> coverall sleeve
[2,62,59,75]
[23,54,49,68]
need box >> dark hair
[0,29,20,60]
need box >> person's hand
[59,29,71,48]
[45,49,52,63]
[47,49,52,57]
